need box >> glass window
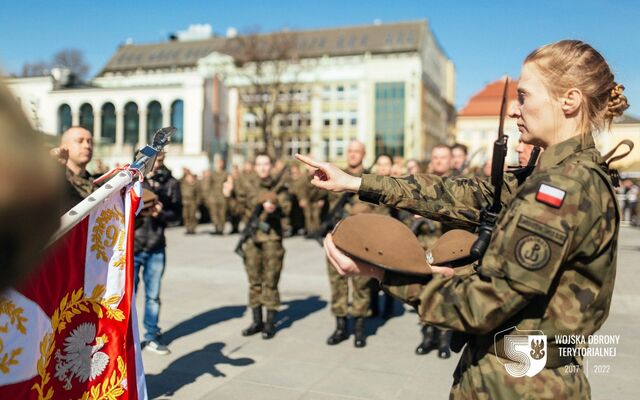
[147,101,162,143]
[350,117,357,126]
[170,100,184,143]
[374,82,405,157]
[323,118,331,127]
[101,103,116,143]
[79,103,93,133]
[123,102,139,144]
[337,118,344,126]
[57,104,72,134]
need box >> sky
[1,0,638,114]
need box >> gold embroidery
[32,285,126,400]
[0,297,27,374]
[90,207,126,268]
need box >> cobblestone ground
[136,225,640,399]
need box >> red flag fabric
[0,182,147,400]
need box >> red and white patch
[536,183,566,208]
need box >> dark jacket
[145,165,182,226]
[134,210,169,253]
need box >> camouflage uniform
[357,134,618,399]
[64,168,94,211]
[295,176,325,234]
[180,176,201,234]
[327,166,372,318]
[208,170,228,233]
[238,176,290,310]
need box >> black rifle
[234,164,290,258]
[309,192,354,245]
[469,78,510,262]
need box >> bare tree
[21,61,49,77]
[51,48,90,81]
[227,31,302,159]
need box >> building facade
[6,20,455,173]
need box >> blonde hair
[525,40,629,133]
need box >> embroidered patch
[515,235,551,270]
[516,215,567,245]
[536,183,566,208]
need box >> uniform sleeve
[382,172,602,334]
[357,173,519,230]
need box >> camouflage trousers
[327,259,371,317]
[449,344,590,399]
[207,200,226,232]
[182,202,198,233]
[244,240,285,310]
[303,204,322,233]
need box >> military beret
[426,229,478,267]
[332,214,432,276]
[141,189,158,210]
[257,191,278,204]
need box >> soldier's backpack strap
[599,139,634,188]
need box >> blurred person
[451,143,468,175]
[134,189,171,355]
[622,179,639,224]
[180,169,201,235]
[237,153,290,339]
[516,137,544,167]
[146,152,182,226]
[51,126,94,210]
[325,140,372,348]
[0,81,64,291]
[208,157,228,235]
[406,159,421,175]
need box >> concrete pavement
[136,225,640,399]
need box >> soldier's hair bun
[606,83,629,120]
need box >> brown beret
[257,191,278,204]
[332,214,432,276]
[426,229,478,267]
[141,189,158,210]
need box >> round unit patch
[515,235,551,270]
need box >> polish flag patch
[536,183,566,208]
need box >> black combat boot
[415,325,437,355]
[369,290,380,318]
[438,329,452,359]
[241,306,263,336]
[354,317,366,348]
[326,317,349,345]
[262,310,277,339]
[382,294,394,320]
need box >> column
[72,111,80,126]
[93,110,102,142]
[115,110,124,151]
[162,104,171,128]
[138,109,148,150]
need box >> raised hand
[295,154,361,193]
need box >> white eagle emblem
[54,323,110,390]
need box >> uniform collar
[537,133,595,171]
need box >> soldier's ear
[560,88,583,116]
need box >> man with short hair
[52,126,94,210]
[325,140,373,348]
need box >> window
[170,100,184,143]
[375,82,405,157]
[123,102,139,144]
[101,103,116,143]
[57,104,72,134]
[323,118,331,127]
[350,117,357,126]
[147,101,162,143]
[337,118,344,126]
[79,103,93,133]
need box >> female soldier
[297,40,629,399]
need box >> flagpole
[48,127,175,246]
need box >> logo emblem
[515,236,550,270]
[495,327,547,377]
